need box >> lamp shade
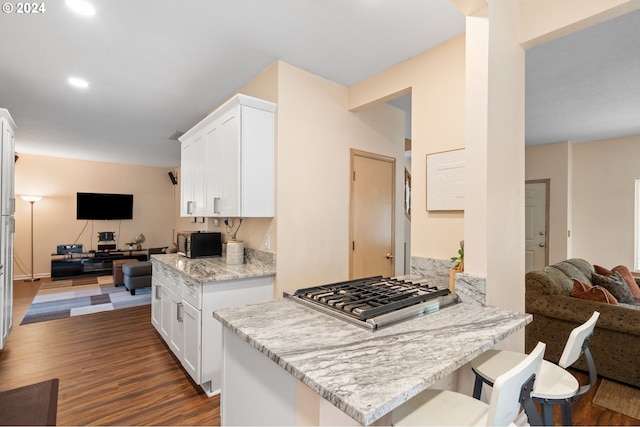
[20,195,43,203]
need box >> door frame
[349,148,396,279]
[525,179,550,268]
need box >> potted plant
[449,240,464,292]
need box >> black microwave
[176,232,222,259]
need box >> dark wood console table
[50,249,149,280]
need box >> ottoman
[112,258,137,286]
[122,261,152,295]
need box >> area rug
[20,276,151,325]
[592,378,640,420]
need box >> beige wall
[525,141,572,264]
[275,62,405,295]
[526,134,640,269]
[348,35,466,262]
[572,134,640,268]
[14,154,174,279]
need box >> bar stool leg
[561,402,573,426]
[540,402,554,426]
[472,375,485,400]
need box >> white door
[350,150,395,279]
[525,181,549,272]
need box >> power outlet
[263,235,270,250]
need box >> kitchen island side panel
[202,275,274,395]
[222,328,297,426]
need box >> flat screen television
[76,192,133,220]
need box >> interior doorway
[349,149,396,279]
[525,180,549,272]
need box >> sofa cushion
[571,279,618,304]
[551,260,593,286]
[526,266,575,295]
[611,265,640,299]
[592,272,635,303]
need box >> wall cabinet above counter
[180,94,276,218]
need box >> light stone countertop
[150,249,275,283]
[213,298,532,426]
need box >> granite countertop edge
[150,251,276,283]
[213,299,532,425]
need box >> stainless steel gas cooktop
[288,276,458,330]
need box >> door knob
[386,253,394,259]
[539,243,545,247]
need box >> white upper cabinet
[180,94,276,218]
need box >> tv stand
[50,249,149,280]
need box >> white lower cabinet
[151,262,273,396]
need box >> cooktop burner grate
[292,276,451,322]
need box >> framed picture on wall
[426,149,464,211]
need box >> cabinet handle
[155,285,161,300]
[214,197,220,214]
[187,201,194,215]
[177,302,183,322]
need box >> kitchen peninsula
[214,297,531,426]
[150,249,275,396]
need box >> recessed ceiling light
[65,0,95,16]
[68,77,89,89]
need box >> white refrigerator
[0,108,16,350]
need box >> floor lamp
[21,195,42,282]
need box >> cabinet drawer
[182,276,202,309]
[164,268,181,296]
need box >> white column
[461,0,526,315]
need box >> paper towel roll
[226,240,244,265]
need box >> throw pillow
[594,265,613,276]
[611,265,640,299]
[571,279,618,305]
[592,272,635,303]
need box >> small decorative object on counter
[226,240,244,265]
[449,240,464,293]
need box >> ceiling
[0,2,638,168]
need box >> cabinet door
[180,135,205,217]
[159,286,172,342]
[0,217,14,349]
[151,279,162,331]
[182,301,202,382]
[169,290,185,361]
[203,126,221,216]
[217,110,241,217]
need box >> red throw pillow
[594,265,613,276]
[571,279,618,305]
[611,265,640,299]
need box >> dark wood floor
[1,279,639,426]
[0,279,220,426]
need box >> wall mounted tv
[76,192,134,220]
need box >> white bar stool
[392,342,546,426]
[470,312,599,426]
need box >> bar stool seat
[392,342,546,426]
[470,311,599,426]
[472,350,579,400]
